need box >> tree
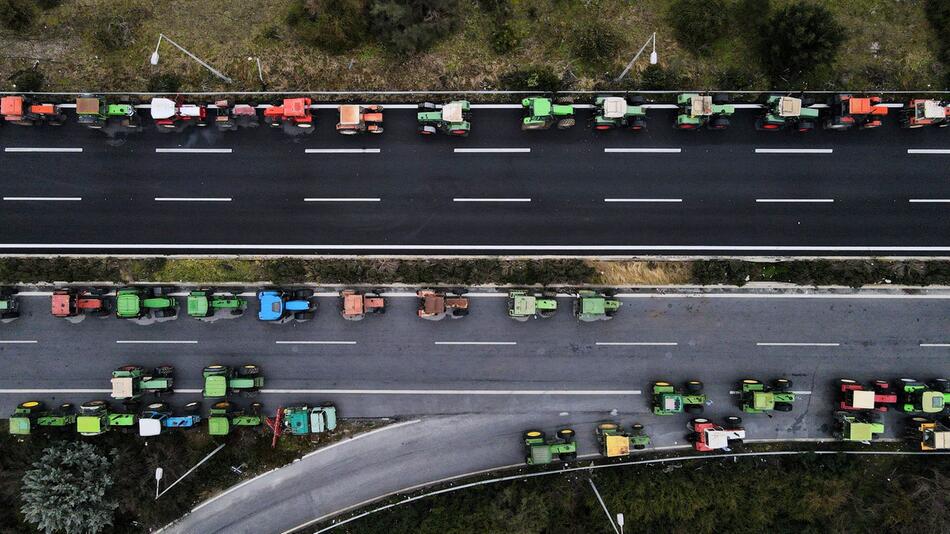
[20,442,118,534]
[369,0,461,54]
[758,2,844,84]
[286,0,369,53]
[0,0,35,31]
[571,20,624,70]
[667,0,728,56]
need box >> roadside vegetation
[333,451,950,533]
[0,0,946,92]
[0,419,383,532]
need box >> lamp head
[150,51,160,65]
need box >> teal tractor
[280,404,338,435]
[574,290,621,322]
[0,286,20,319]
[187,289,246,318]
[208,401,263,436]
[521,97,575,130]
[739,378,796,413]
[592,95,647,131]
[523,428,577,464]
[110,365,175,400]
[675,93,734,130]
[138,401,202,436]
[417,101,471,136]
[202,364,264,398]
[897,378,949,414]
[652,380,706,415]
[756,95,819,132]
[596,422,650,457]
[9,401,76,435]
[507,290,557,321]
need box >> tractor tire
[240,365,261,376]
[294,289,314,299]
[839,378,857,385]
[712,93,731,105]
[685,380,704,393]
[797,120,815,133]
[1,311,20,319]
[213,401,232,411]
[524,430,545,441]
[154,308,176,318]
[155,365,175,377]
[688,418,708,431]
[58,403,75,414]
[559,452,577,462]
[556,117,575,130]
[418,102,437,111]
[773,378,792,391]
[450,308,469,318]
[629,95,646,106]
[685,404,704,415]
[709,116,730,130]
[147,402,168,411]
[930,378,950,392]
[910,416,930,423]
[632,423,644,431]
[18,401,44,413]
[725,415,742,426]
[417,125,436,135]
[741,379,761,386]
[597,422,618,431]
[0,287,12,298]
[294,311,315,321]
[184,402,201,413]
[634,443,646,450]
[628,117,647,131]
[250,402,263,415]
[557,428,575,442]
[555,96,574,105]
[82,400,107,410]
[204,364,226,374]
[774,402,794,412]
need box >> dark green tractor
[521,97,575,130]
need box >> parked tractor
[417,100,471,136]
[675,93,734,130]
[900,99,949,128]
[507,290,557,321]
[208,401,263,436]
[202,364,263,398]
[138,402,201,436]
[187,289,246,318]
[336,104,384,134]
[257,289,317,322]
[837,379,897,412]
[0,96,66,126]
[833,411,885,443]
[653,380,706,415]
[905,416,950,451]
[896,378,949,414]
[111,365,175,400]
[115,286,177,319]
[523,428,577,464]
[76,400,137,436]
[592,95,647,131]
[824,94,888,130]
[738,378,796,413]
[276,404,338,436]
[417,289,469,320]
[340,290,385,320]
[574,290,621,322]
[75,95,139,130]
[150,97,207,132]
[755,96,819,132]
[688,416,745,452]
[9,401,75,435]
[51,288,110,318]
[596,422,650,457]
[264,98,315,133]
[213,100,259,131]
[0,287,20,320]
[521,97,575,130]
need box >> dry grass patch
[589,260,693,285]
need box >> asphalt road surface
[0,104,949,256]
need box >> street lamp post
[615,32,658,82]
[150,33,233,84]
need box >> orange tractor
[340,290,386,320]
[417,289,469,320]
[51,288,110,318]
[900,99,949,128]
[824,94,888,130]
[336,105,384,135]
[264,98,315,133]
[1,96,66,126]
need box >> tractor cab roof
[851,390,876,409]
[705,428,744,449]
[847,421,875,441]
[76,97,101,114]
[921,100,947,119]
[423,295,446,315]
[1,96,24,116]
[581,297,606,315]
[285,408,310,434]
[258,292,284,320]
[77,415,103,434]
[512,295,536,315]
[343,293,364,315]
[284,98,309,117]
[139,418,162,436]
[110,377,135,399]
[150,98,177,119]
[602,97,627,119]
[208,416,230,435]
[339,105,360,125]
[928,429,950,449]
[922,391,945,413]
[777,96,802,117]
[753,391,775,410]
[188,294,209,316]
[661,395,681,412]
[690,95,713,117]
[9,417,31,434]
[529,444,552,464]
[848,97,883,115]
[116,293,141,315]
[205,376,228,397]
[51,293,72,316]
[605,434,630,457]
[531,98,552,117]
[442,102,464,123]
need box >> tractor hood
[187,295,209,316]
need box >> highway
[0,106,949,256]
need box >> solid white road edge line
[305,149,381,154]
[604,148,681,153]
[754,148,833,154]
[154,148,232,154]
[0,340,38,344]
[453,148,530,153]
[907,149,950,154]
[908,199,950,203]
[3,147,83,153]
[920,343,950,347]
[3,197,81,201]
[5,244,949,251]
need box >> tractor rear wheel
[417,125,436,135]
[773,378,792,391]
[294,289,314,299]
[774,402,794,412]
[911,416,930,423]
[798,120,815,132]
[930,378,950,392]
[555,96,574,105]
[184,402,200,413]
[18,401,44,413]
[239,365,260,376]
[147,402,168,411]
[559,452,577,462]
[418,102,437,111]
[58,403,74,414]
[712,93,730,105]
[686,380,704,393]
[725,415,742,426]
[556,117,575,130]
[628,117,646,131]
[523,430,544,440]
[710,116,730,130]
[294,311,315,321]
[629,95,646,106]
[685,404,704,415]
[557,428,575,442]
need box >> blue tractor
[138,401,201,436]
[257,289,318,322]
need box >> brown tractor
[1,96,66,126]
[340,290,385,320]
[336,105,384,135]
[417,289,469,320]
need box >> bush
[489,22,520,54]
[369,0,461,54]
[758,1,844,84]
[499,66,562,91]
[926,0,950,86]
[477,0,509,16]
[0,0,34,31]
[89,13,139,51]
[286,0,369,53]
[147,73,182,93]
[11,68,44,91]
[571,20,623,69]
[634,64,685,90]
[35,0,62,8]
[667,0,728,56]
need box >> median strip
[154,148,232,154]
[604,148,681,153]
[453,148,530,153]
[3,197,81,201]
[754,148,833,154]
[3,147,83,153]
[304,148,381,154]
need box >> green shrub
[0,0,35,31]
[499,65,562,91]
[489,22,520,54]
[89,13,139,51]
[11,68,44,91]
[926,0,950,86]
[667,0,728,56]
[634,64,684,90]
[147,73,182,93]
[369,0,461,54]
[35,0,62,8]
[571,20,624,69]
[286,0,369,53]
[758,1,844,84]
[477,0,510,16]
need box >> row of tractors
[523,377,950,465]
[1,94,947,136]
[9,363,337,445]
[0,287,623,323]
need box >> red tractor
[51,288,110,318]
[824,94,888,130]
[264,98,314,133]
[150,97,207,132]
[213,100,259,131]
[900,99,949,128]
[1,96,66,126]
[687,416,745,452]
[837,379,897,412]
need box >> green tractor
[116,287,177,319]
[523,428,577,465]
[202,364,264,398]
[738,378,796,414]
[833,411,885,443]
[652,380,706,415]
[187,289,246,318]
[596,422,650,457]
[507,290,557,321]
[417,100,471,136]
[279,404,338,435]
[208,401,264,436]
[110,365,175,400]
[675,93,734,130]
[755,95,819,132]
[0,286,19,320]
[897,378,949,414]
[574,290,621,322]
[76,400,137,436]
[592,95,647,131]
[9,401,76,435]
[75,95,139,130]
[521,97,575,130]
